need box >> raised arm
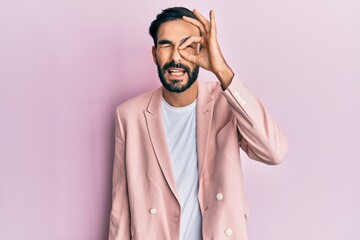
[222,76,288,164]
[180,9,288,164]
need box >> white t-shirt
[161,97,202,240]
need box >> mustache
[162,60,190,73]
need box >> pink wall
[1,0,359,239]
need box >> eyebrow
[157,36,190,46]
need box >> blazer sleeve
[108,108,131,239]
[222,75,288,165]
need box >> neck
[163,81,198,107]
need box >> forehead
[157,19,200,43]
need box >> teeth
[168,69,185,76]
[170,71,184,76]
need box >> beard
[156,60,199,93]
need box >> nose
[171,46,182,63]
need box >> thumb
[179,49,198,64]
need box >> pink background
[1,0,359,239]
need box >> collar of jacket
[144,80,214,206]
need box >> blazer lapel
[196,81,214,180]
[196,81,214,210]
[144,87,180,204]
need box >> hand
[179,9,234,89]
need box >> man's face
[152,19,200,93]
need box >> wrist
[214,65,234,90]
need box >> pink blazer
[108,76,288,240]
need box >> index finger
[210,10,216,31]
[178,36,203,50]
[182,16,207,36]
[192,9,211,32]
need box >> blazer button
[216,193,223,201]
[225,228,233,236]
[149,208,157,215]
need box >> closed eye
[160,44,171,48]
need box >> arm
[222,75,288,164]
[180,9,288,164]
[108,109,131,239]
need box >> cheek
[188,63,198,72]
[156,50,171,64]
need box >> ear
[151,46,157,65]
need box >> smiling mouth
[167,67,186,76]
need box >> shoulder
[199,80,224,98]
[115,88,159,118]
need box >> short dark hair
[149,7,198,46]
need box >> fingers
[182,9,217,36]
[192,9,210,33]
[182,16,207,36]
[209,10,216,32]
[178,36,203,50]
[179,49,198,64]
[177,9,218,66]
[178,36,202,64]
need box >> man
[108,7,288,240]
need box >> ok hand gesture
[179,9,234,89]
